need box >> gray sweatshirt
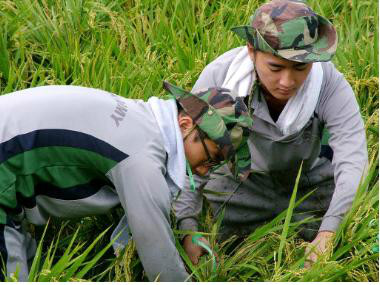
[0,85,189,281]
[175,46,368,233]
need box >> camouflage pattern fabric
[231,0,338,63]
[163,81,253,181]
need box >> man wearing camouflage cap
[175,0,368,268]
[0,83,252,281]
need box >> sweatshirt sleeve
[173,175,209,233]
[107,155,189,282]
[317,62,369,232]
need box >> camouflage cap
[163,81,253,181]
[231,0,338,63]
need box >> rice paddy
[0,0,378,281]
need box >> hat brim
[162,81,191,99]
[231,14,337,63]
[163,81,211,123]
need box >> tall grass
[0,0,378,281]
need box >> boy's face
[179,115,223,176]
[247,43,313,104]
[184,129,222,176]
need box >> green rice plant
[98,239,145,282]
[2,221,118,282]
[275,161,303,273]
[181,155,378,282]
[0,0,377,281]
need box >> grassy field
[0,0,378,281]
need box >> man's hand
[183,234,218,265]
[304,231,335,268]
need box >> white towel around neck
[222,46,323,136]
[148,96,186,190]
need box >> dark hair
[177,101,202,143]
[176,101,184,114]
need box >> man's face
[247,44,313,103]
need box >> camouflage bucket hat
[163,81,253,181]
[231,0,338,63]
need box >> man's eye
[269,68,281,72]
[295,65,308,71]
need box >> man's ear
[178,114,194,136]
[247,42,256,62]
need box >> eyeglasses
[196,127,223,168]
[183,125,223,168]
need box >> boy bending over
[0,82,252,281]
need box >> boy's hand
[304,231,335,268]
[183,234,217,265]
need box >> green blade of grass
[276,161,303,272]
[62,225,112,281]
[28,220,50,282]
